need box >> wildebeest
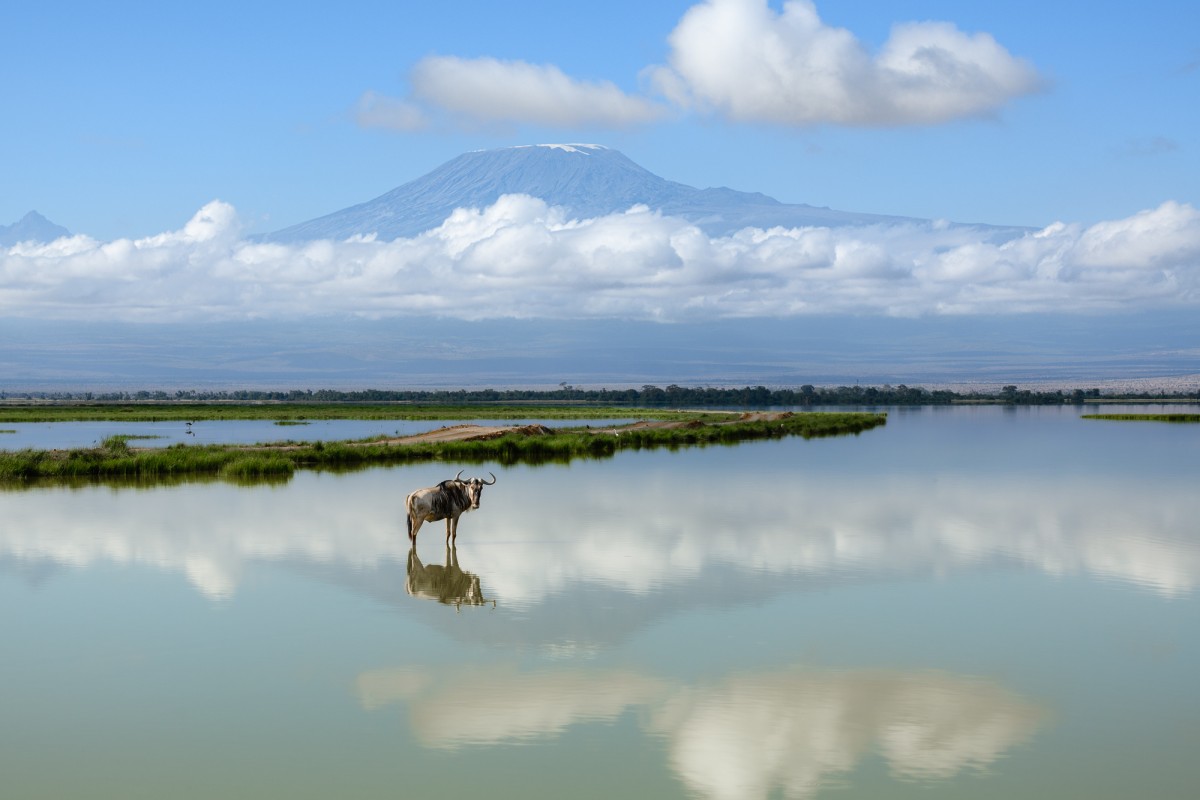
[405,470,496,543]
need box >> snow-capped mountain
[266,144,1023,242]
[0,211,71,246]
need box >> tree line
[3,383,1196,406]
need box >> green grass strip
[0,412,885,485]
[1082,413,1200,422]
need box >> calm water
[0,417,634,450]
[1,405,1197,799]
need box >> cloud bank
[2,197,1198,323]
[362,0,1041,130]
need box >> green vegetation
[0,411,885,485]
[0,429,14,434]
[273,420,312,426]
[1082,413,1200,422]
[4,383,1198,408]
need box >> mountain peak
[1,210,72,246]
[265,145,1015,244]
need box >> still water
[1,405,1197,798]
[0,418,635,451]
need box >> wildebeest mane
[429,480,469,519]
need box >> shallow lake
[2,404,1197,798]
[0,417,635,451]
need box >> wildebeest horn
[454,469,465,481]
[482,472,496,485]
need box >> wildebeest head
[454,469,496,509]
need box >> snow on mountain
[0,211,71,246]
[266,145,1026,243]
[515,143,605,155]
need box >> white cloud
[3,197,1199,323]
[1069,200,1200,272]
[409,56,667,128]
[648,0,1042,126]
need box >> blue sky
[4,0,1197,240]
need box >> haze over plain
[2,1,1197,388]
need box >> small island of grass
[0,410,885,484]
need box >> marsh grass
[220,455,296,479]
[1082,413,1200,422]
[0,412,885,485]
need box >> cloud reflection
[357,663,1044,799]
[1,469,1197,601]
[359,666,667,748]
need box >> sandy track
[375,412,791,445]
[131,412,793,453]
[377,423,555,445]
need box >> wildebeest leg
[446,516,455,543]
[409,514,424,542]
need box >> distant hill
[0,211,71,246]
[266,144,1027,243]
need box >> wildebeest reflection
[405,470,496,544]
[406,546,493,609]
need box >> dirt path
[376,423,555,445]
[375,412,793,445]
[129,412,795,453]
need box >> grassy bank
[0,412,885,484]
[1082,413,1200,422]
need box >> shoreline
[0,411,887,485]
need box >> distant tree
[641,385,667,403]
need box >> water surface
[0,417,634,450]
[2,405,1197,798]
